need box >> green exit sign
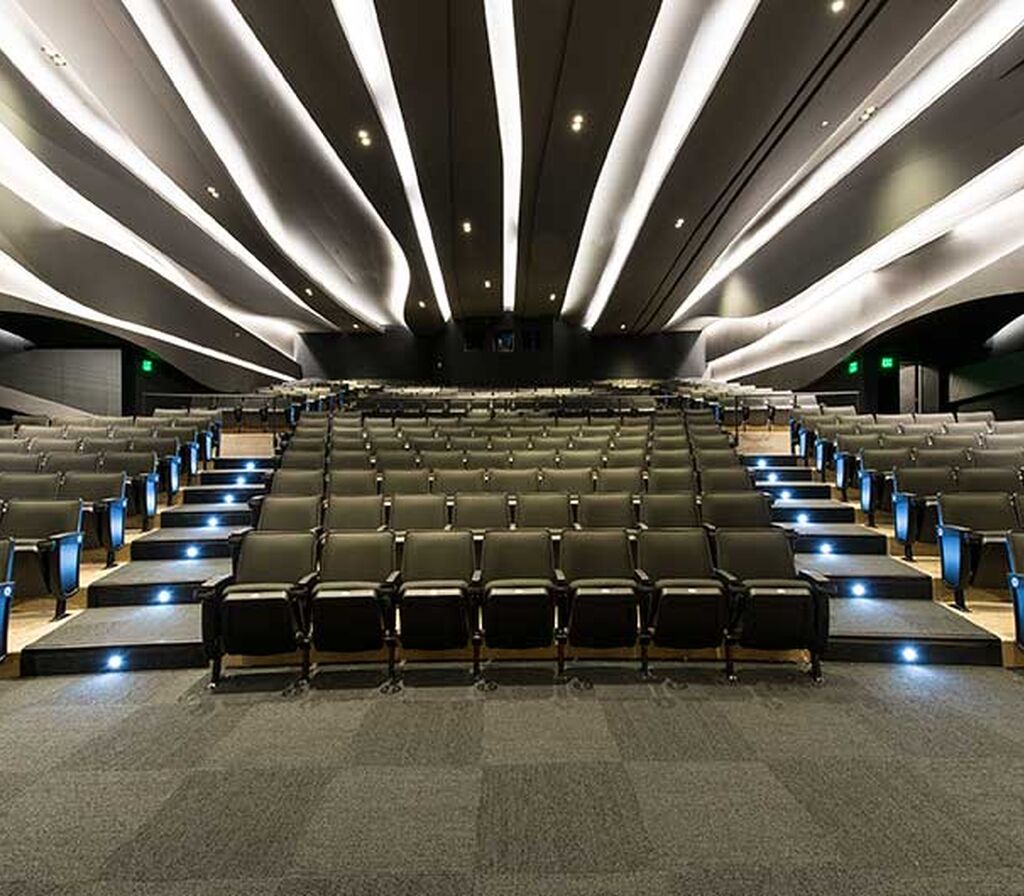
[140,358,154,373]
[847,359,860,375]
[880,356,896,370]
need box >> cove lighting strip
[704,143,1024,381]
[123,0,409,330]
[0,250,293,381]
[668,0,1024,328]
[562,0,758,330]
[0,119,299,364]
[334,0,453,321]
[0,0,333,334]
[483,0,522,313]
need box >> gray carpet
[1,661,1024,894]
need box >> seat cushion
[400,579,468,594]
[656,578,724,593]
[570,578,636,591]
[485,578,553,593]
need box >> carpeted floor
[1,661,1024,894]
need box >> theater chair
[858,447,915,526]
[254,495,323,532]
[59,473,128,567]
[103,452,159,530]
[0,537,12,661]
[250,469,324,524]
[131,437,182,501]
[638,493,699,528]
[475,529,559,682]
[0,473,61,500]
[714,528,829,682]
[937,492,1020,611]
[393,530,475,675]
[201,531,320,685]
[310,531,398,686]
[636,529,729,676]
[558,528,642,678]
[0,499,83,617]
[328,470,378,496]
[1005,532,1024,649]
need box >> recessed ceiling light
[356,128,372,146]
[461,220,472,234]
[820,119,830,128]
[858,104,878,122]
[303,286,313,297]
[40,46,67,67]
[205,185,220,199]
[352,322,360,329]
[674,217,685,229]
[570,112,585,132]
[619,323,627,330]
[484,279,492,289]
[829,0,846,13]
[417,300,426,308]
[549,292,557,301]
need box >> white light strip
[563,0,758,329]
[0,0,332,331]
[0,119,301,363]
[705,143,1024,380]
[0,250,293,381]
[484,0,522,313]
[668,0,1024,327]
[333,0,453,321]
[123,0,409,329]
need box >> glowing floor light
[851,582,867,597]
[235,476,246,485]
[106,653,125,671]
[900,645,920,663]
[223,494,235,504]
[185,545,199,559]
[819,542,833,555]
[767,472,779,483]
[756,458,767,468]
[156,589,171,604]
[206,516,219,527]
[797,513,809,524]
[780,490,792,500]
[245,461,256,471]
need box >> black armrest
[714,567,742,588]
[198,572,234,600]
[633,567,653,588]
[553,568,568,588]
[470,569,483,587]
[288,571,318,601]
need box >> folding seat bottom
[482,581,554,649]
[651,579,728,649]
[569,584,638,649]
[220,585,300,655]
[311,585,385,652]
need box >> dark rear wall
[296,318,702,386]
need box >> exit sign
[880,356,895,370]
[847,359,860,375]
[140,358,154,373]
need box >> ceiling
[0,0,1020,388]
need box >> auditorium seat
[515,493,573,531]
[434,468,487,495]
[539,467,593,495]
[937,492,1020,609]
[559,529,641,671]
[279,450,327,470]
[714,528,828,681]
[327,470,379,496]
[131,437,182,499]
[330,450,373,470]
[957,468,1022,492]
[0,472,61,499]
[701,491,774,529]
[488,468,539,494]
[700,468,753,492]
[310,530,397,677]
[636,528,728,670]
[0,498,83,616]
[202,530,320,684]
[595,468,643,494]
[857,447,916,524]
[326,495,386,531]
[577,492,635,528]
[381,469,431,496]
[44,452,102,473]
[639,493,699,528]
[477,529,559,672]
[969,448,1024,468]
[390,494,447,531]
[604,448,646,469]
[452,493,511,533]
[255,495,323,532]
[650,449,694,469]
[647,468,695,493]
[0,536,14,662]
[58,472,128,567]
[394,529,474,661]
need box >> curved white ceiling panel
[122,0,410,331]
[561,0,758,329]
[0,248,293,381]
[0,0,335,338]
[667,0,1024,329]
[704,144,1024,381]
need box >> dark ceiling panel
[377,0,503,319]
[624,0,957,333]
[234,0,440,330]
[515,0,660,318]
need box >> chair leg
[299,641,311,683]
[952,588,969,612]
[105,546,116,569]
[809,651,823,683]
[471,632,483,682]
[639,635,654,680]
[209,655,222,688]
[555,631,567,682]
[903,541,914,561]
[724,640,737,683]
[52,596,67,621]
